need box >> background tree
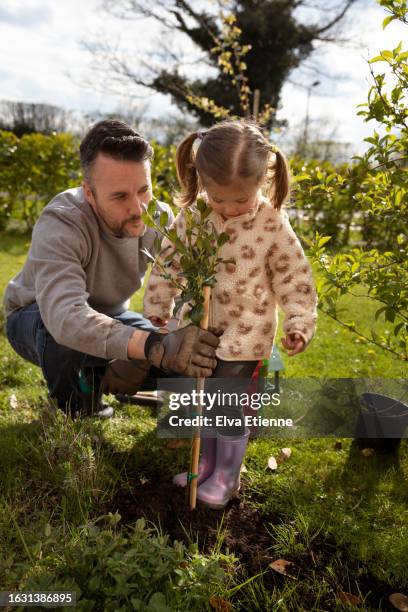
[0,101,71,137]
[87,0,357,127]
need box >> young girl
[143,119,317,509]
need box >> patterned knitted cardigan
[143,197,317,361]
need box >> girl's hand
[149,316,169,328]
[281,333,305,356]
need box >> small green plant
[142,197,233,325]
[22,515,230,611]
[26,411,107,521]
[267,511,324,557]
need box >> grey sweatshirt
[3,187,173,361]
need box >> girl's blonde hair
[175,119,290,209]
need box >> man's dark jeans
[5,302,157,413]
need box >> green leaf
[382,14,396,28]
[180,289,194,301]
[141,211,153,227]
[147,199,157,216]
[375,306,387,321]
[393,322,405,337]
[196,198,207,214]
[318,235,332,248]
[204,275,216,284]
[391,87,402,104]
[394,41,402,55]
[370,55,386,63]
[380,50,393,60]
[385,307,396,323]
[189,303,205,326]
[167,229,178,243]
[153,236,161,253]
[159,211,169,228]
[147,592,170,612]
[173,300,184,316]
[217,232,230,247]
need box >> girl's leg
[173,436,217,488]
[196,359,258,508]
[172,360,257,489]
[210,359,258,435]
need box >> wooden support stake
[188,285,211,510]
[253,89,260,121]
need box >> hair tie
[269,143,278,153]
[197,130,207,141]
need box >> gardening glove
[101,359,151,396]
[144,324,219,378]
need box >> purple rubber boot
[196,428,250,509]
[173,436,217,487]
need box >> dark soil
[107,476,273,575]
[105,474,397,610]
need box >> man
[3,119,219,418]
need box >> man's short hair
[80,119,154,181]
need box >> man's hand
[281,332,305,356]
[146,324,219,377]
[101,359,151,395]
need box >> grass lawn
[0,231,407,611]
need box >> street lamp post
[302,80,320,155]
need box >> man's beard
[93,197,146,238]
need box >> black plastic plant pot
[354,392,408,453]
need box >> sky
[0,0,405,154]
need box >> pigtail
[266,148,291,210]
[174,132,200,208]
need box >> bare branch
[314,0,356,35]
[103,0,178,29]
[289,60,350,84]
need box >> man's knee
[5,311,40,366]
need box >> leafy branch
[184,9,275,125]
[297,0,408,361]
[309,234,408,360]
[141,198,234,325]
[317,306,406,360]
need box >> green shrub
[0,130,19,230]
[0,131,81,230]
[290,156,362,250]
[22,516,229,611]
[0,132,179,230]
[306,0,408,360]
[151,142,177,207]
